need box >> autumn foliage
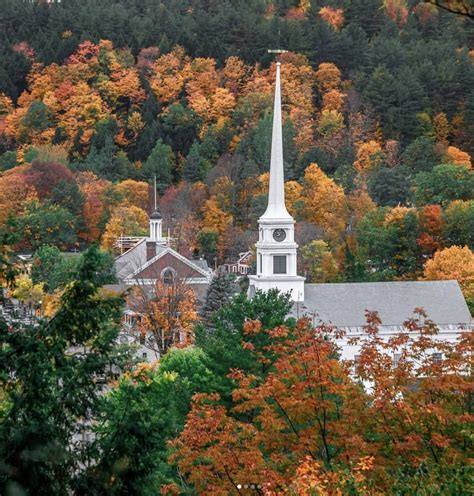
[170,313,473,494]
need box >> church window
[258,254,262,273]
[273,255,287,274]
[162,267,176,285]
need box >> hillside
[0,0,473,307]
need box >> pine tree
[201,271,239,325]
[0,246,133,495]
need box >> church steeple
[247,61,305,302]
[261,62,292,221]
[148,175,165,243]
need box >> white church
[248,62,472,360]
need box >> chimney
[146,241,156,261]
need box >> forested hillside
[0,0,473,306]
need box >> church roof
[295,280,471,328]
[149,209,162,220]
[114,238,212,282]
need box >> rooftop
[295,280,472,328]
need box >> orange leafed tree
[315,62,341,93]
[319,6,345,30]
[384,0,409,26]
[278,56,315,152]
[417,204,444,254]
[444,145,472,169]
[77,172,110,242]
[0,167,32,225]
[170,313,472,494]
[322,88,345,112]
[131,279,198,356]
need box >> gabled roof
[115,238,148,281]
[124,245,211,281]
[295,280,471,328]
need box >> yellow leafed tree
[301,163,347,241]
[424,245,474,299]
[101,205,149,251]
[353,140,383,172]
[115,179,149,211]
[149,46,190,106]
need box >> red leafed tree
[25,160,75,199]
[417,204,444,254]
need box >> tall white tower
[248,62,305,302]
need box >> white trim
[127,246,211,279]
[124,278,210,285]
[160,266,177,279]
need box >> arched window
[161,267,176,285]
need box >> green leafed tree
[412,163,474,207]
[197,228,218,267]
[79,348,216,495]
[17,201,77,250]
[0,246,133,496]
[31,245,78,292]
[183,141,211,182]
[195,289,293,402]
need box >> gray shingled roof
[294,281,471,328]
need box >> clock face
[273,228,286,242]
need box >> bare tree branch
[424,0,474,19]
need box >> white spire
[261,62,292,220]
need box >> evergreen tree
[141,139,174,192]
[195,289,293,402]
[401,137,438,172]
[183,141,211,182]
[79,348,216,494]
[0,246,133,495]
[201,271,239,326]
[368,166,412,206]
